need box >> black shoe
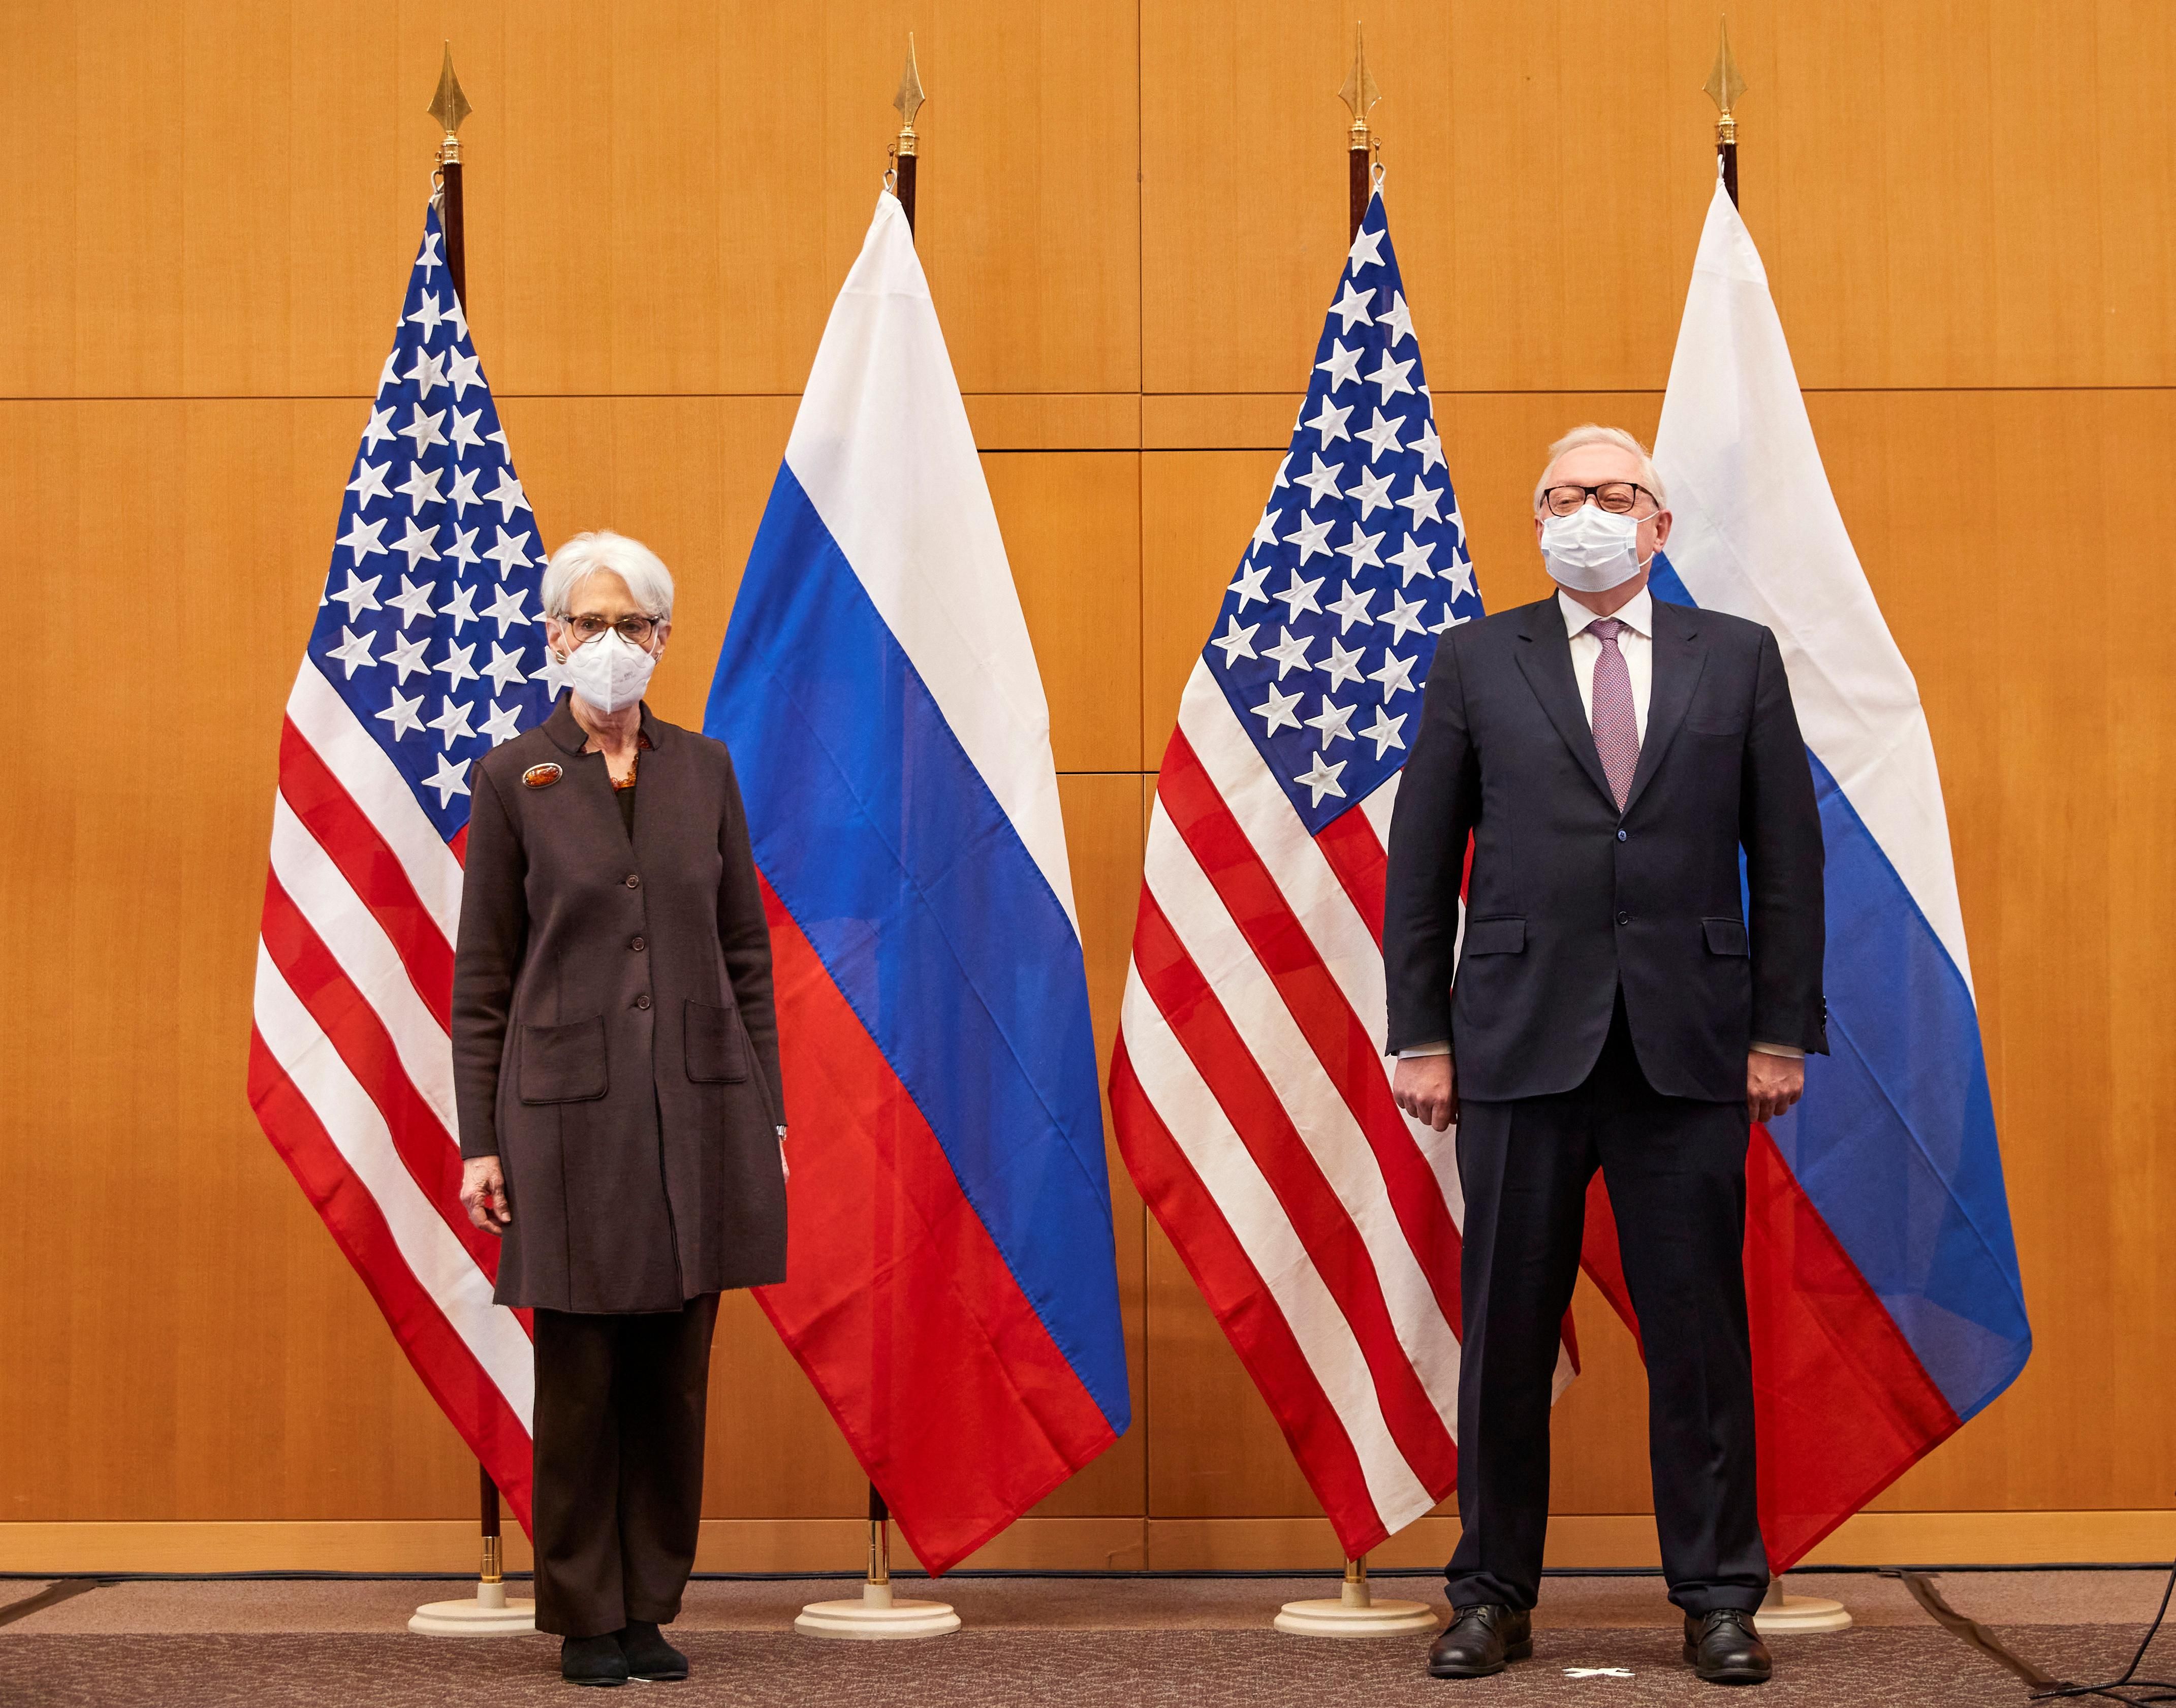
[1428,1603,1533,1679]
[560,1633,628,1688]
[618,1620,689,1682]
[1683,1609,1772,1685]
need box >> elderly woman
[452,530,787,1688]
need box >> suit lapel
[1621,609,1706,818]
[1511,599,1618,812]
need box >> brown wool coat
[452,697,787,1313]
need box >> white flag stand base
[796,1501,960,1640]
[408,1577,537,1636]
[796,1578,961,1640]
[1752,1577,1852,1634]
[1275,1555,1438,1638]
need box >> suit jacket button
[635,993,651,1010]
[630,936,646,952]
[625,874,641,889]
[1616,829,1627,841]
[1616,910,1631,926]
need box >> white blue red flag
[250,202,556,1528]
[705,189,1130,1574]
[1111,191,1572,1559]
[1620,177,2032,1566]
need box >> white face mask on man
[1538,504,1651,594]
[559,626,658,714]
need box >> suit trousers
[531,1293,720,1637]
[1445,995,1768,1616]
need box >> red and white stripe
[249,659,537,1525]
[1114,661,1570,1558]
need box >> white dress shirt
[1560,585,1654,741]
[1397,581,1801,1062]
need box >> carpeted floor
[2,1573,2169,1705]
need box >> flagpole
[408,43,530,1640]
[791,54,958,1639]
[1276,44,1434,1639]
[1696,20,1847,1638]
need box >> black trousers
[531,1293,720,1637]
[1446,997,1768,1616]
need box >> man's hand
[1392,1054,1459,1132]
[460,1156,512,1234]
[1746,1053,1805,1125]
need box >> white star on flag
[383,632,431,683]
[375,685,426,739]
[1250,683,1303,736]
[1360,705,1407,758]
[421,752,471,807]
[1292,749,1347,805]
[1211,617,1260,666]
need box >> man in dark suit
[1384,426,1826,1686]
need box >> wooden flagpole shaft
[1348,143,1369,242]
[1719,134,1739,208]
[441,156,468,303]
[896,152,918,236]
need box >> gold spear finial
[893,35,926,159]
[428,42,472,165]
[1702,17,1747,146]
[1337,22,1382,148]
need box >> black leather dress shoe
[1428,1603,1533,1678]
[560,1632,628,1687]
[1683,1609,1772,1684]
[618,1620,690,1682]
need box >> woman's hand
[461,1156,513,1233]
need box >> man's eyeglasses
[1539,482,1659,518]
[560,613,664,646]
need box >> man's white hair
[1533,424,1668,510]
[541,530,676,622]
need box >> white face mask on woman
[1539,504,1651,594]
[560,626,657,714]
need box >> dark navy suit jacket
[1383,594,1827,1103]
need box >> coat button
[1616,910,1631,926]
[630,936,646,952]
[1616,829,1627,841]
[635,993,651,1010]
[625,874,641,889]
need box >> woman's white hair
[541,530,676,622]
[1533,424,1668,510]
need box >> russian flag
[1584,177,2032,1569]
[704,190,1130,1574]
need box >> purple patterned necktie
[1587,617,1639,811]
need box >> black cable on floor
[2027,1554,2176,1706]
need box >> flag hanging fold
[1609,177,2031,1567]
[705,189,1129,1576]
[250,202,557,1529]
[1110,191,1572,1561]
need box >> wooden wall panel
[3,0,2173,1556]
[1142,0,2176,396]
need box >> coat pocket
[684,998,750,1084]
[517,1016,608,1104]
[1702,916,1750,957]
[1462,916,1527,956]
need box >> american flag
[248,203,557,1528]
[1111,192,1567,1558]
